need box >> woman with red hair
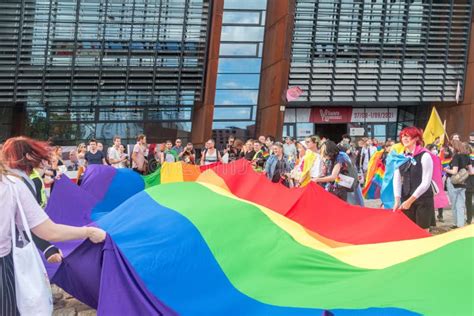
[2,137,64,263]
[0,142,106,315]
[392,127,434,230]
[1,137,51,172]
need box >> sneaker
[437,216,444,223]
[450,225,458,229]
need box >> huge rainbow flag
[45,160,473,315]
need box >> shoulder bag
[9,177,53,315]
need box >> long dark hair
[320,140,340,161]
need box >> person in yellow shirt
[292,136,323,187]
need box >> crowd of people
[54,134,384,207]
[12,129,469,219]
[0,130,472,225]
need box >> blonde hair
[305,135,321,149]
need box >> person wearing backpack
[444,140,473,228]
[200,139,222,166]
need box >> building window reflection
[212,0,268,147]
[1,0,211,144]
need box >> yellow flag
[423,107,445,145]
[391,143,405,154]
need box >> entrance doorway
[315,124,347,142]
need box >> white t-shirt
[108,146,122,168]
[0,176,49,257]
[310,154,324,179]
[361,146,377,171]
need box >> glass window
[217,74,260,89]
[96,122,144,141]
[219,43,258,56]
[147,109,192,121]
[215,90,259,106]
[218,58,262,73]
[212,121,252,130]
[296,123,314,140]
[8,0,212,142]
[212,1,268,141]
[224,0,267,10]
[223,11,261,25]
[214,107,252,120]
[99,109,143,121]
[221,26,264,42]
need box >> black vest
[399,152,433,200]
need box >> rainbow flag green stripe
[105,182,473,316]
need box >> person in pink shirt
[132,134,148,174]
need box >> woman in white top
[0,159,106,315]
[200,139,222,166]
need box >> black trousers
[0,253,19,316]
[466,190,473,224]
[402,197,434,229]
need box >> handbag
[451,168,469,185]
[335,161,359,192]
[9,178,53,316]
[336,173,355,190]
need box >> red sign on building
[310,107,352,123]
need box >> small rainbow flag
[362,150,385,199]
[439,151,452,174]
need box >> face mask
[431,149,438,155]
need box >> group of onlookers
[435,132,474,228]
[4,129,471,218]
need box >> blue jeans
[447,178,466,227]
[347,187,365,207]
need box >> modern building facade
[1,0,473,146]
[1,0,210,144]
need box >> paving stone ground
[53,198,466,315]
[52,285,96,316]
